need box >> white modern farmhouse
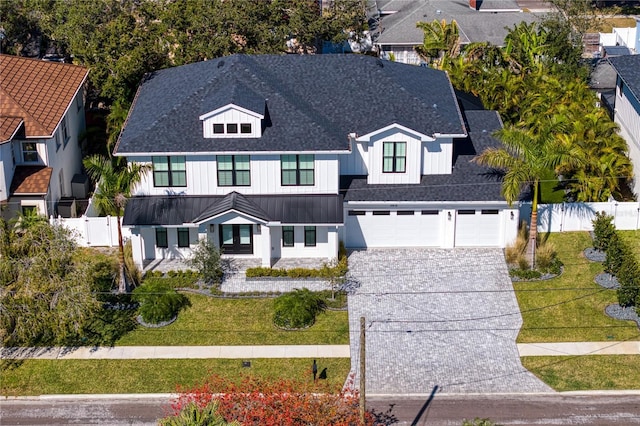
[115,54,518,269]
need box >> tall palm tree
[474,118,580,267]
[84,155,151,293]
[415,19,460,68]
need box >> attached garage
[454,209,501,247]
[345,209,443,248]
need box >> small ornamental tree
[169,374,375,426]
[186,239,224,286]
[603,234,627,276]
[617,256,640,308]
[592,211,616,252]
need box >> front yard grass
[116,294,349,346]
[515,231,640,343]
[522,355,640,391]
[0,358,350,396]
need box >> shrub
[273,288,326,329]
[510,268,542,280]
[505,225,528,264]
[535,240,556,272]
[186,239,223,285]
[517,254,530,271]
[159,401,239,426]
[124,240,142,287]
[616,256,640,307]
[604,234,627,276]
[592,211,616,252]
[132,280,189,324]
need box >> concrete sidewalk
[518,341,640,356]
[0,345,351,360]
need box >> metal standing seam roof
[122,193,344,227]
[608,55,640,106]
[114,54,466,155]
[0,54,88,138]
[341,110,505,202]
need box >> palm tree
[473,118,581,267]
[415,19,460,68]
[84,155,151,292]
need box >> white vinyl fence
[519,201,640,232]
[50,215,131,247]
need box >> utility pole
[359,316,366,425]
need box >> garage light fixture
[447,212,452,220]
[510,211,514,220]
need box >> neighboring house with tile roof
[0,54,89,219]
[115,54,518,269]
[608,54,640,198]
[370,0,540,64]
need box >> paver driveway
[346,248,552,394]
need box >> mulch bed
[594,272,620,289]
[605,304,640,328]
[584,247,606,262]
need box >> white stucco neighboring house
[114,54,518,270]
[0,54,89,219]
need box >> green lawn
[515,231,640,343]
[0,358,350,396]
[522,355,640,391]
[619,230,640,260]
[116,294,349,346]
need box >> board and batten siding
[422,138,453,175]
[201,107,262,138]
[339,140,368,175]
[367,129,422,184]
[131,154,340,196]
[615,80,640,197]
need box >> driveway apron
[346,248,552,394]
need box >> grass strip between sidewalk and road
[116,294,349,346]
[514,231,640,343]
[522,355,640,391]
[1,358,350,396]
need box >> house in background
[599,17,639,56]
[0,54,89,219]
[608,54,640,198]
[115,54,518,270]
[370,0,541,64]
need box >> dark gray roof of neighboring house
[115,54,465,155]
[122,193,344,226]
[608,55,640,104]
[589,60,618,91]
[341,110,505,202]
[373,0,541,47]
[603,46,633,57]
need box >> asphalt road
[2,393,640,425]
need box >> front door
[219,224,253,254]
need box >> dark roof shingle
[608,55,640,104]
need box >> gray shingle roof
[608,55,640,105]
[341,110,505,202]
[115,54,465,155]
[123,194,344,226]
[373,0,540,46]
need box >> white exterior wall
[270,225,336,259]
[367,129,422,184]
[0,142,14,202]
[339,141,368,175]
[614,80,640,197]
[381,45,421,65]
[202,107,262,138]
[422,138,453,175]
[132,154,340,196]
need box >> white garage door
[454,209,501,247]
[345,210,442,248]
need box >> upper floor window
[212,123,252,135]
[55,132,62,151]
[153,156,186,187]
[281,154,314,186]
[22,142,38,162]
[61,118,69,147]
[217,155,250,186]
[383,141,406,173]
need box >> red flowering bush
[170,373,376,425]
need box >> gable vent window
[213,124,224,134]
[383,141,406,173]
[241,123,252,134]
[217,155,250,186]
[226,123,238,134]
[153,156,187,187]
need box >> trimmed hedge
[246,252,348,279]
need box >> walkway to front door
[219,224,253,254]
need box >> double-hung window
[282,226,294,247]
[304,226,316,247]
[156,228,168,248]
[61,118,69,147]
[217,155,250,186]
[22,142,38,162]
[382,142,406,173]
[281,154,314,186]
[152,156,186,187]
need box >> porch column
[130,232,145,270]
[328,226,339,260]
[261,225,272,267]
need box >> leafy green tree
[132,280,189,324]
[84,155,151,292]
[415,19,460,68]
[273,288,326,329]
[185,239,224,286]
[473,119,581,267]
[0,221,101,345]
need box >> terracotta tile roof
[0,54,89,138]
[0,116,24,143]
[10,165,53,195]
